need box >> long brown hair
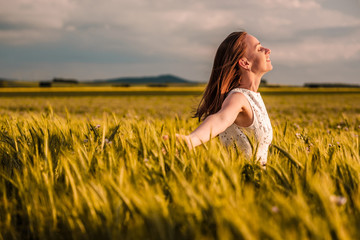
[194,31,248,121]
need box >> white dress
[219,88,273,166]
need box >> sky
[0,0,359,85]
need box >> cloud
[0,0,75,44]
[271,39,360,65]
[0,0,359,83]
[261,0,321,9]
[2,0,358,47]
[267,58,360,85]
[0,0,73,29]
[268,25,360,65]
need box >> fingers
[162,134,184,142]
[175,133,184,141]
[177,134,192,150]
[162,133,192,150]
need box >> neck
[237,71,263,92]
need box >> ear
[238,58,250,70]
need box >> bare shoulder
[221,92,249,112]
[222,92,248,107]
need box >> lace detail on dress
[218,88,273,165]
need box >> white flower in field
[83,139,88,143]
[330,195,347,206]
[295,132,301,139]
[95,124,101,129]
[344,127,349,131]
[337,125,341,129]
[105,138,112,144]
[271,206,279,213]
[144,158,149,162]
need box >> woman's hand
[162,134,193,150]
[175,134,193,150]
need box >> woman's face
[244,34,272,74]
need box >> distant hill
[0,74,198,87]
[93,74,193,84]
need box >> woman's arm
[179,92,248,149]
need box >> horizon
[1,73,360,87]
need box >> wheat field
[0,90,359,239]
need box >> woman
[178,31,273,167]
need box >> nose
[265,48,271,55]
